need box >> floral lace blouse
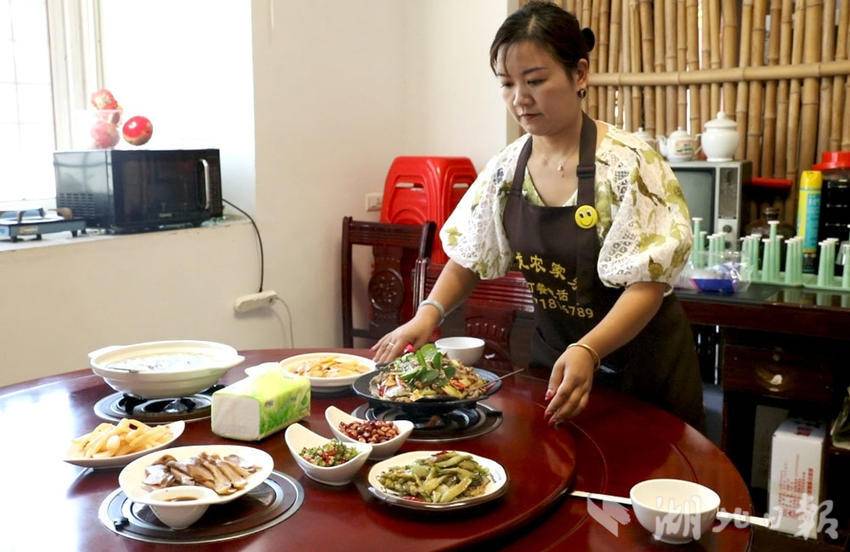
[440,122,693,289]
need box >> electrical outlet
[365,192,383,212]
[234,290,278,313]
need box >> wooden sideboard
[422,263,850,545]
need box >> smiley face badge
[575,204,599,229]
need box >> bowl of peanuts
[325,405,414,460]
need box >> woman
[373,1,704,430]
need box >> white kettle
[701,112,738,162]
[657,127,698,162]
[633,127,658,151]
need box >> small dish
[278,352,376,392]
[63,420,186,469]
[284,423,371,486]
[324,405,414,460]
[140,485,219,529]
[367,450,508,511]
[434,337,485,366]
[119,445,274,507]
[630,478,721,544]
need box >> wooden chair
[341,216,436,348]
[417,260,535,374]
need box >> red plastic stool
[380,156,477,263]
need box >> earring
[577,88,587,99]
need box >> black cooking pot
[351,368,501,417]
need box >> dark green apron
[502,112,704,430]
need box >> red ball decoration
[122,115,153,146]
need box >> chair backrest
[342,216,436,348]
[418,261,534,371]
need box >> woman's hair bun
[581,27,596,53]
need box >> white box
[768,418,826,539]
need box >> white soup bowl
[434,337,485,366]
[630,478,720,544]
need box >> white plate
[367,450,509,511]
[278,352,376,390]
[118,444,274,505]
[63,421,186,469]
[325,405,414,460]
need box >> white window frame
[47,0,102,151]
[0,0,102,211]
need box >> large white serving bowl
[434,337,485,366]
[119,444,274,529]
[629,479,721,544]
[284,423,371,486]
[324,405,414,460]
[278,352,376,391]
[89,340,245,399]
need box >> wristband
[567,342,601,371]
[418,298,446,325]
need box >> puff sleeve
[439,138,529,279]
[596,147,693,289]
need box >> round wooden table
[0,349,752,551]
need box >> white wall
[0,0,511,387]
[251,0,510,351]
[99,0,257,214]
[400,1,509,167]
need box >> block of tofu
[212,371,310,441]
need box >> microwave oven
[53,149,223,232]
[668,160,752,249]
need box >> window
[0,0,101,211]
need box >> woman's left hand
[544,346,596,425]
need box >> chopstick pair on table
[568,490,771,528]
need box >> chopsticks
[567,490,771,528]
[470,368,525,391]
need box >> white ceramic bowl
[434,337,485,366]
[324,406,414,460]
[89,340,245,399]
[142,485,218,529]
[284,423,371,486]
[630,479,721,544]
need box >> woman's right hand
[371,310,440,365]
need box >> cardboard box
[751,405,790,489]
[768,418,826,539]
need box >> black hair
[490,1,595,77]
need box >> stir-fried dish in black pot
[370,344,489,403]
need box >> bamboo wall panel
[517,0,850,224]
[762,0,781,178]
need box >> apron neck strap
[576,111,597,206]
[510,112,597,199]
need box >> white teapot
[656,127,698,162]
[633,126,658,151]
[701,111,738,162]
